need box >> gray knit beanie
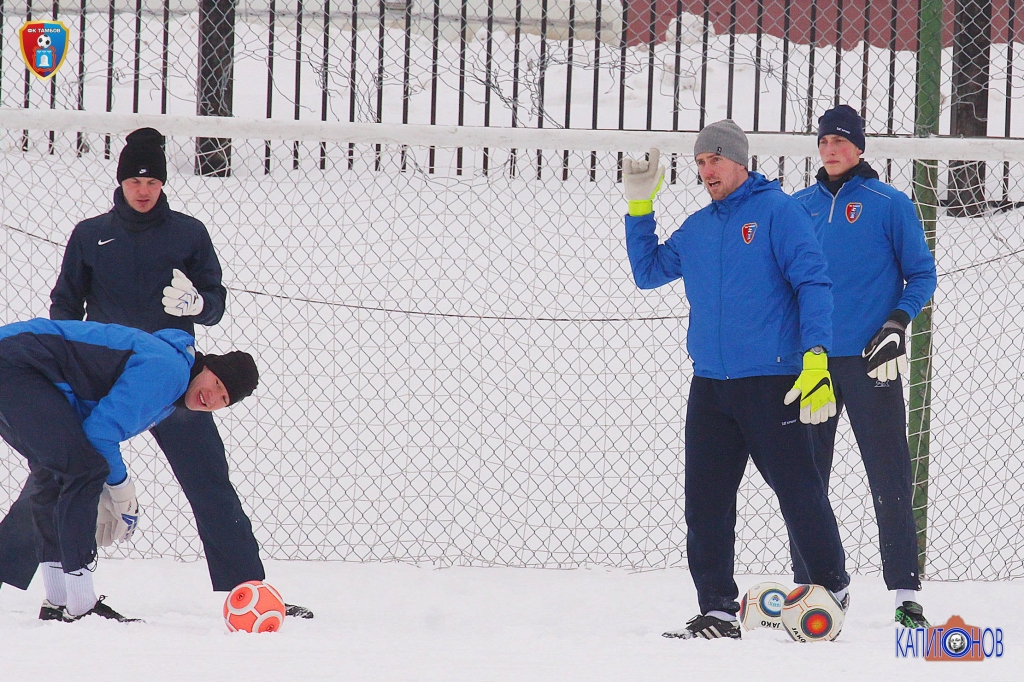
[693,119,748,167]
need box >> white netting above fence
[1,112,1023,580]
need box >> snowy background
[1,7,1024,677]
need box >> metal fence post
[910,0,942,579]
[196,0,236,176]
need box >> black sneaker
[895,601,929,628]
[63,596,142,623]
[39,600,66,621]
[285,603,314,619]
[663,614,741,640]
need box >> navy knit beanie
[817,105,865,152]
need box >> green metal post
[910,0,942,578]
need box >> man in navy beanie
[0,129,313,620]
[793,105,936,628]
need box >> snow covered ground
[0,559,1019,681]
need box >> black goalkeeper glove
[862,310,911,381]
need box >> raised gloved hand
[622,148,666,217]
[784,348,837,425]
[95,477,140,547]
[862,311,911,381]
[162,268,204,317]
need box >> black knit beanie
[203,351,260,406]
[117,127,167,183]
[817,105,866,152]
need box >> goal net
[1,110,1022,581]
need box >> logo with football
[845,202,863,223]
[741,222,757,244]
[224,580,286,633]
[780,584,845,642]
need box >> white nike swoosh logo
[98,238,115,245]
[867,333,902,361]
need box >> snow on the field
[3,13,1024,678]
[0,559,1019,681]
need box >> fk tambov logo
[19,21,70,81]
[845,202,863,223]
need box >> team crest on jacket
[741,222,758,244]
[845,202,863,223]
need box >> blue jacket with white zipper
[0,319,196,484]
[625,172,833,379]
[792,163,937,357]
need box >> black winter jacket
[49,188,227,335]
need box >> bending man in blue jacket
[623,120,849,640]
[0,128,310,618]
[0,318,257,621]
[792,105,937,628]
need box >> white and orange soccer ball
[739,581,789,631]
[224,580,286,633]
[780,584,845,642]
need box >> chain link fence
[2,1,1023,580]
[1,117,1023,580]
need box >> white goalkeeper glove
[95,477,140,547]
[862,311,911,382]
[162,268,204,317]
[622,148,666,217]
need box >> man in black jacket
[0,128,312,619]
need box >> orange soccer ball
[224,580,286,633]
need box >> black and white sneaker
[39,600,66,621]
[895,601,929,628]
[285,603,314,619]
[663,614,741,640]
[63,596,142,623]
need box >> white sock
[40,562,67,607]
[707,610,738,622]
[64,567,97,617]
[896,589,919,606]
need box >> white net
[1,111,1023,580]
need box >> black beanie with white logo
[117,127,167,183]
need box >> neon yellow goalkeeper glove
[783,347,837,425]
[622,148,666,216]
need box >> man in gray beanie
[621,120,849,639]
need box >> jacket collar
[815,160,879,196]
[112,187,169,231]
[712,172,778,211]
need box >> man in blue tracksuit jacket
[0,318,257,621]
[792,105,937,629]
[0,128,310,618]
[622,120,849,640]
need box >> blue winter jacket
[793,168,937,356]
[50,188,226,335]
[625,172,833,379]
[0,319,196,484]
